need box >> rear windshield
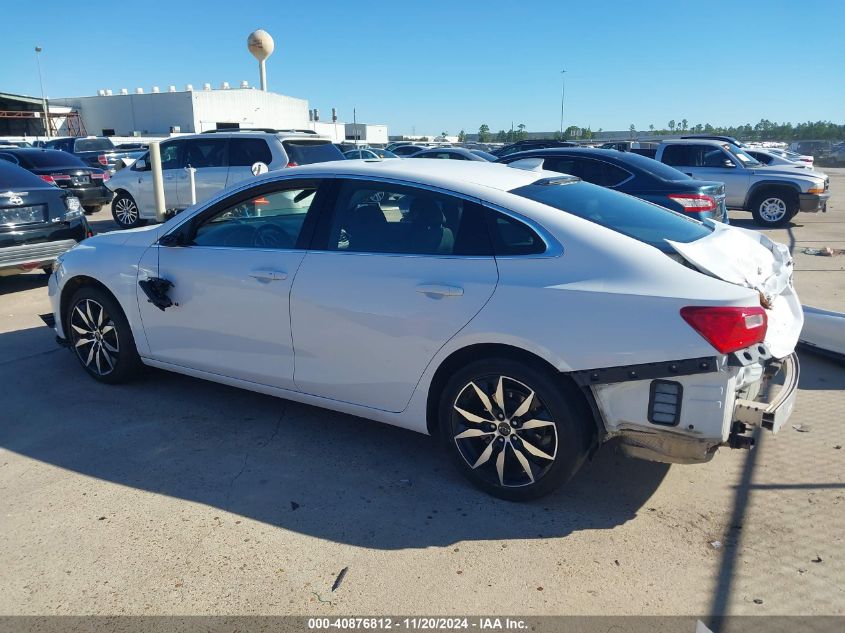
[282,141,344,165]
[18,151,86,169]
[511,178,712,252]
[611,151,693,181]
[0,159,52,188]
[74,138,115,152]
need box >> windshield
[510,178,712,252]
[74,138,115,152]
[724,144,761,167]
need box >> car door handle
[416,283,463,297]
[249,269,288,281]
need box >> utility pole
[35,46,50,138]
[559,69,567,136]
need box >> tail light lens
[680,306,767,354]
[668,193,717,213]
[97,154,109,166]
[91,171,110,182]
[286,161,298,167]
[39,175,56,185]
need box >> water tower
[247,29,275,91]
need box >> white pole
[149,141,166,223]
[259,59,267,91]
[35,47,50,138]
[186,166,197,205]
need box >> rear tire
[66,286,142,384]
[83,205,102,215]
[439,358,594,501]
[750,189,798,228]
[111,191,142,229]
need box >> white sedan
[47,160,802,500]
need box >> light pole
[34,46,50,138]
[559,69,567,137]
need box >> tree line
[468,119,843,142]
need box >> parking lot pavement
[1,173,843,616]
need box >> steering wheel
[254,224,295,249]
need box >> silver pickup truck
[653,139,830,227]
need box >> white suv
[106,129,342,228]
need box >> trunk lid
[666,222,803,359]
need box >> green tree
[629,123,636,138]
[681,118,688,131]
[668,120,676,132]
[441,131,448,137]
[478,124,490,143]
[496,130,507,142]
[457,129,466,142]
[648,124,655,134]
[516,123,526,140]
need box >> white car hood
[667,222,803,359]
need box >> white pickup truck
[652,139,830,227]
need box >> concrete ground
[0,170,843,617]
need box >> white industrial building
[47,84,387,144]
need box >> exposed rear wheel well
[60,276,121,331]
[425,343,599,439]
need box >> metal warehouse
[50,86,310,136]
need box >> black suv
[0,160,92,276]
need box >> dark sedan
[410,147,498,161]
[0,148,113,214]
[0,160,92,276]
[498,148,728,222]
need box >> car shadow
[0,325,670,550]
[0,272,48,296]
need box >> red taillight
[98,154,109,166]
[668,193,717,213]
[39,175,55,184]
[51,173,71,181]
[91,171,109,182]
[286,161,298,167]
[680,306,767,354]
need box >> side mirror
[159,230,189,247]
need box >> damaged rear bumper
[733,353,799,433]
[587,352,799,465]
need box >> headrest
[409,197,444,228]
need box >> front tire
[111,191,142,229]
[750,189,798,228]
[439,358,594,501]
[66,286,142,384]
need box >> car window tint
[511,179,711,252]
[700,147,727,167]
[160,142,182,170]
[0,152,19,165]
[184,138,227,168]
[602,163,630,186]
[661,145,690,166]
[282,141,344,165]
[541,158,578,175]
[192,186,319,249]
[324,180,492,256]
[488,211,546,255]
[229,139,272,166]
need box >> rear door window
[511,178,711,252]
[488,212,546,255]
[229,138,273,166]
[282,141,344,165]
[661,145,691,166]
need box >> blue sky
[1,0,842,134]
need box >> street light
[559,69,567,136]
[34,46,50,138]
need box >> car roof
[266,158,551,193]
[660,138,729,146]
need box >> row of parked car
[0,129,831,279]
